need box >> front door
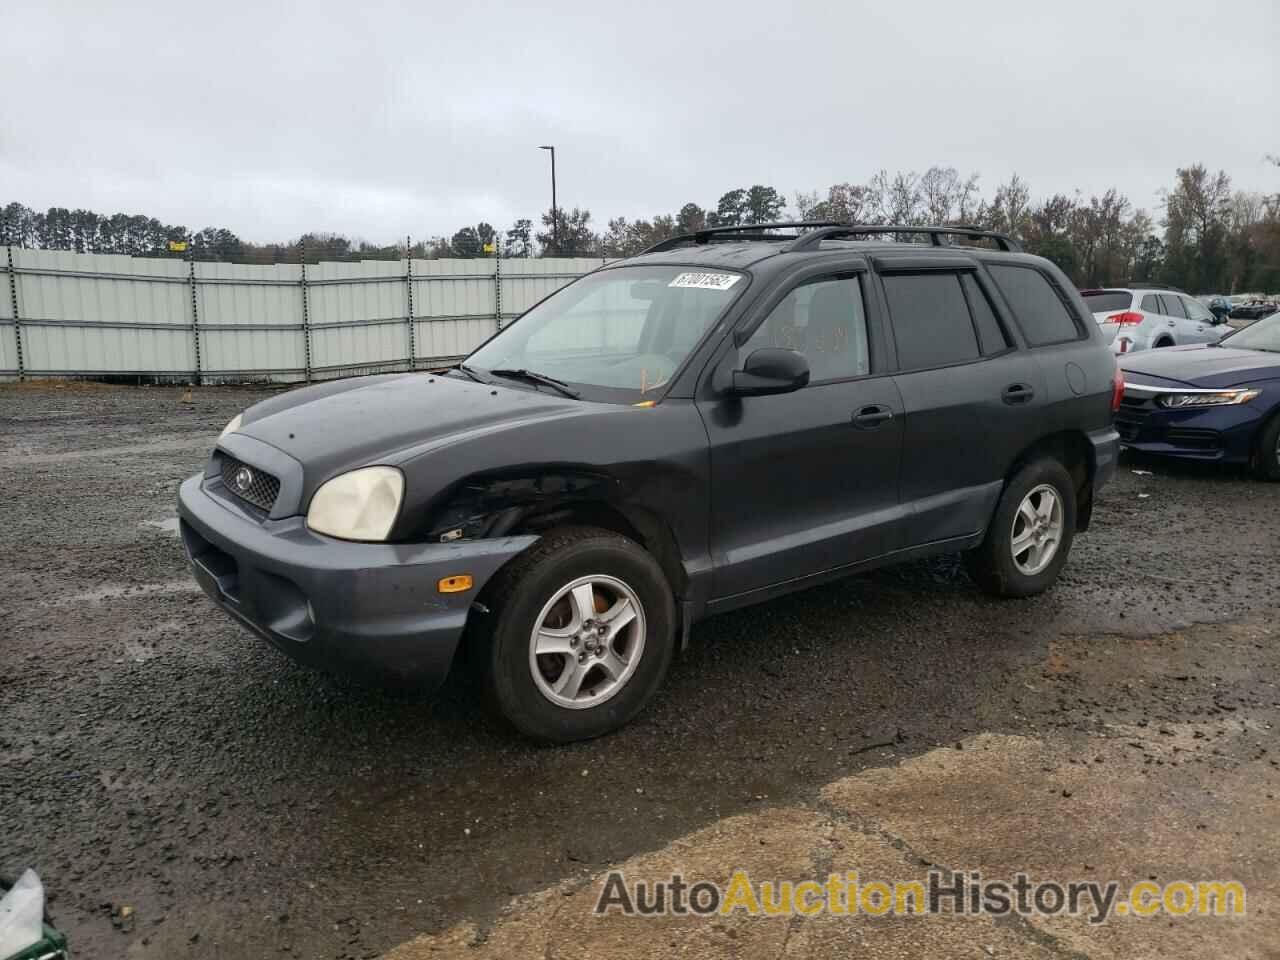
[1179,295,1222,343]
[698,272,904,602]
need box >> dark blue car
[1118,310,1280,478]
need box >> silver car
[1080,286,1231,355]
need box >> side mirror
[731,348,810,397]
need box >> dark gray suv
[178,223,1121,742]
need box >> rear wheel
[965,458,1077,598]
[475,526,675,743]
[1255,414,1280,481]
[1153,337,1174,348]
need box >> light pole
[539,145,557,255]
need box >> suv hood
[1119,345,1280,389]
[235,373,583,486]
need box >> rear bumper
[1087,425,1120,492]
[178,474,537,688]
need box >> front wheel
[476,526,675,743]
[1254,413,1280,481]
[965,458,1077,598]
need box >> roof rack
[640,221,1021,256]
[785,224,1020,253]
[640,221,845,254]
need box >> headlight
[219,413,243,440]
[1156,389,1260,408]
[306,466,405,542]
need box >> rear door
[876,259,1044,548]
[1157,293,1192,343]
[699,264,905,602]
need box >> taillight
[1107,311,1144,326]
[1111,363,1124,413]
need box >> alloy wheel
[528,574,646,709]
[1010,484,1064,576]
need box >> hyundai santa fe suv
[178,222,1120,742]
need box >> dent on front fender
[397,469,623,543]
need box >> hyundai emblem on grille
[233,466,254,493]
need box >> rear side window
[882,273,980,370]
[962,275,1011,354]
[1081,291,1133,314]
[1141,294,1161,313]
[1159,294,1186,318]
[987,265,1082,346]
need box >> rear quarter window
[987,264,1083,346]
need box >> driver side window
[740,276,869,383]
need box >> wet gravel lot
[1,382,1278,959]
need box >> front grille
[219,456,280,512]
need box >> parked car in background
[1207,295,1233,321]
[179,222,1120,742]
[1080,285,1230,354]
[1118,309,1280,478]
[1229,299,1278,321]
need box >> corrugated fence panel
[308,259,408,373]
[15,249,194,374]
[0,326,14,376]
[413,316,494,363]
[196,261,304,378]
[0,251,14,375]
[0,252,599,380]
[413,259,497,361]
[499,257,608,327]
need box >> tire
[1254,413,1280,481]
[1153,338,1174,348]
[474,526,675,743]
[964,458,1078,598]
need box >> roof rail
[786,224,1020,253]
[640,221,845,255]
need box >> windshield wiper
[489,368,581,399]
[450,363,488,383]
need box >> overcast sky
[3,0,1276,244]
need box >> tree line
[4,159,1277,292]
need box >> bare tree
[918,166,980,224]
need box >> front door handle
[852,405,894,428]
[1002,383,1035,404]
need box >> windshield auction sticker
[668,272,742,291]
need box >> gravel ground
[1,382,1278,959]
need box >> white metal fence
[0,248,608,383]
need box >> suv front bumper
[177,474,537,688]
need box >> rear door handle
[1002,383,1035,405]
[852,405,894,428]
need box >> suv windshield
[465,265,746,402]
[1222,311,1280,352]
